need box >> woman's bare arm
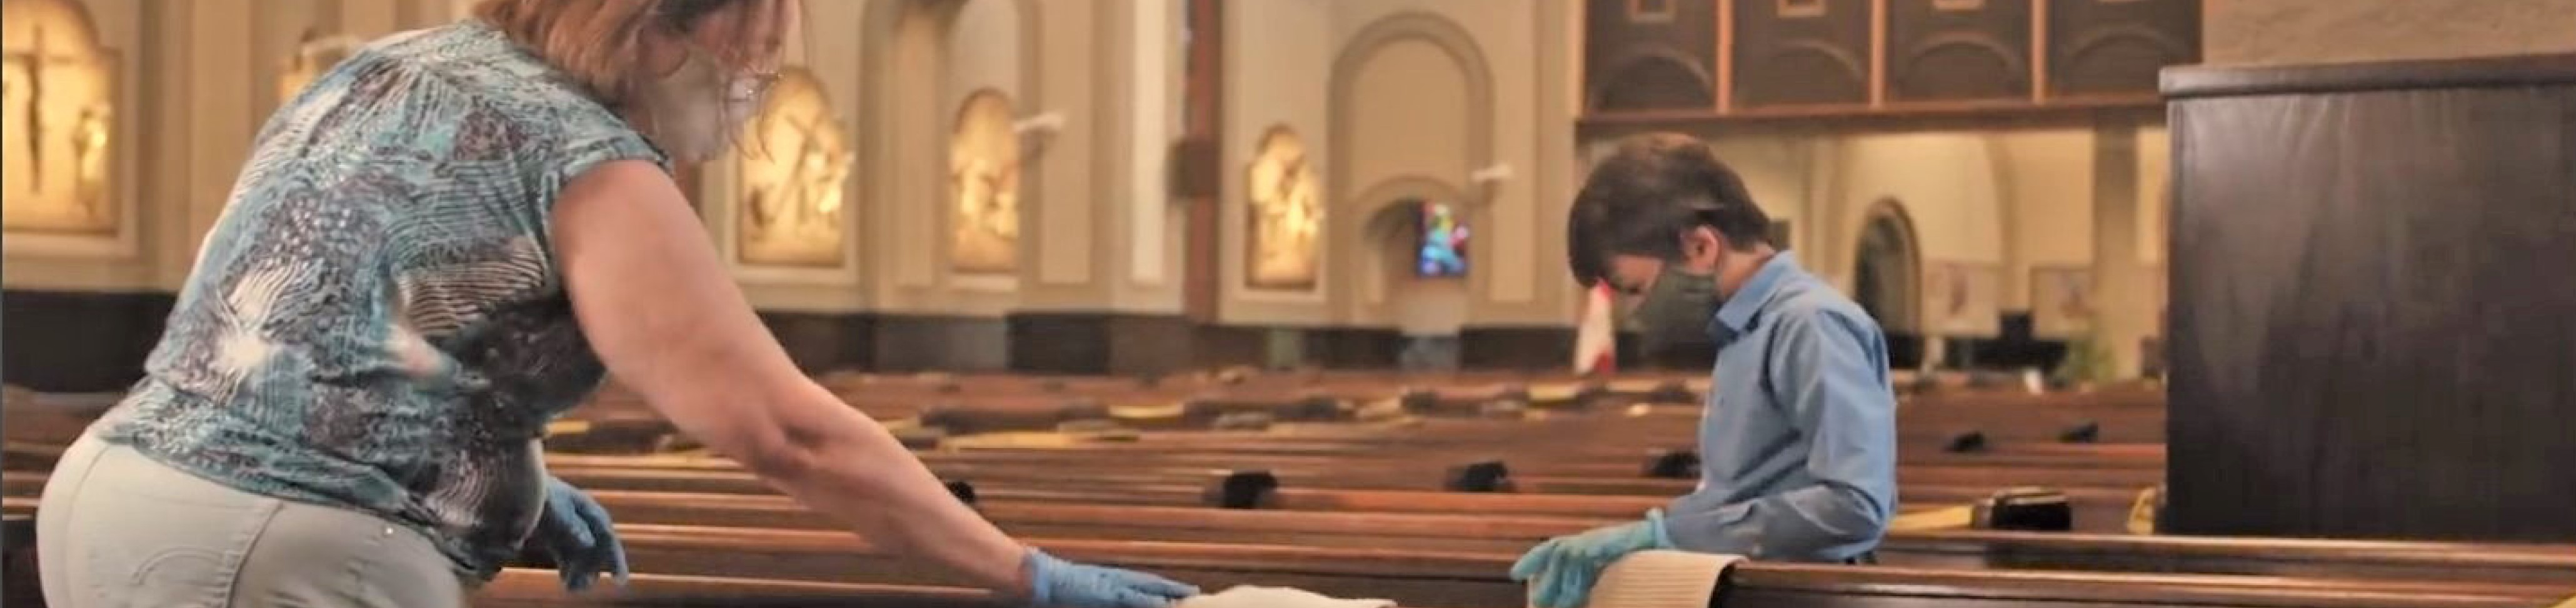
[551,160,1028,592]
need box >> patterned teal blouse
[94,21,664,579]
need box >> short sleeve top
[94,19,666,579]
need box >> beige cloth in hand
[1176,586,1397,608]
[1555,551,1747,608]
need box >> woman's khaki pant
[38,432,469,607]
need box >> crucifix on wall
[3,2,119,236]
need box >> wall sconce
[1468,163,1513,202]
[1013,111,1066,136]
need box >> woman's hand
[534,476,630,592]
[1022,549,1199,607]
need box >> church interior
[3,0,2573,606]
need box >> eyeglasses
[729,71,779,104]
[681,40,782,104]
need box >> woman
[34,1,1197,607]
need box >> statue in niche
[279,28,361,104]
[948,90,1020,274]
[1245,127,1320,290]
[3,0,119,235]
[736,68,851,267]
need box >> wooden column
[2089,118,2145,377]
[1180,0,1223,324]
[2162,53,2576,542]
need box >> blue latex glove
[534,476,629,592]
[1023,548,1200,607]
[1508,509,1673,608]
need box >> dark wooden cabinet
[1578,0,2198,124]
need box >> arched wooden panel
[2055,26,2192,95]
[1589,48,1717,112]
[1584,0,1718,110]
[1888,0,2032,101]
[1732,0,1873,108]
[2048,0,2197,97]
[1896,34,2029,101]
[1742,41,1870,107]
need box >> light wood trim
[1717,0,1735,112]
[1626,0,1679,23]
[2032,0,2050,101]
[1868,0,1888,106]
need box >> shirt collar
[1707,251,1802,339]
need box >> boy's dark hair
[1566,132,1772,286]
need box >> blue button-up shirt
[1663,252,1897,562]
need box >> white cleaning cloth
[1176,586,1397,608]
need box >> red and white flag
[1573,282,1617,375]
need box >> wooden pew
[531,522,2576,608]
[481,569,1005,608]
[478,565,2558,608]
[9,491,2572,593]
[561,488,2576,586]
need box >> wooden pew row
[0,469,2138,534]
[573,376,2160,429]
[568,489,2576,586]
[541,427,2166,491]
[526,466,2142,522]
[895,427,2165,467]
[546,522,2576,608]
[483,570,1008,608]
[778,393,2162,436]
[10,494,2571,591]
[0,383,2160,459]
[477,562,2555,608]
[5,394,2163,472]
[548,440,2165,479]
[544,456,2160,496]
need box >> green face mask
[1629,264,1720,352]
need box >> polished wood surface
[2166,52,2576,542]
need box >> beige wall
[7,0,1571,342]
[1221,0,1581,329]
[5,0,2197,372]
[1681,122,2171,351]
[1993,129,2097,308]
[3,0,456,294]
[2205,0,2576,67]
[1220,0,1335,326]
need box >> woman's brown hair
[472,0,784,109]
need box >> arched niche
[858,0,1044,293]
[1328,12,1494,323]
[948,89,1019,275]
[1345,176,1469,326]
[3,0,119,236]
[1244,125,1320,291]
[736,67,853,268]
[1376,197,1471,371]
[1853,199,1922,336]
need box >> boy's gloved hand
[1509,509,1673,607]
